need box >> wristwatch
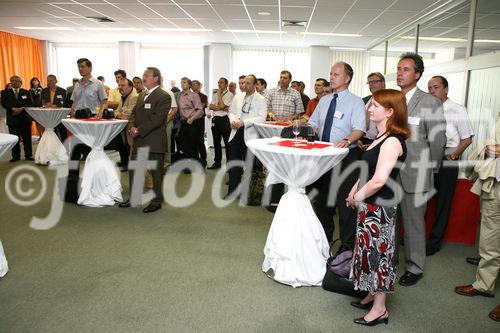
[344,138,351,145]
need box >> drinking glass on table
[267,111,274,122]
[292,120,301,145]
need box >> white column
[118,41,140,77]
[309,46,330,97]
[206,43,232,147]
[208,43,232,95]
[40,40,57,79]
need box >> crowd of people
[0,51,498,325]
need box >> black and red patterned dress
[350,134,406,292]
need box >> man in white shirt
[426,75,473,256]
[207,77,234,169]
[161,77,178,169]
[225,74,267,198]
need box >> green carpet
[0,149,498,332]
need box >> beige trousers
[472,181,500,294]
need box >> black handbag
[74,108,92,119]
[102,108,115,119]
[322,239,368,299]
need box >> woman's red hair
[372,89,411,139]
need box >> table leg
[263,189,330,287]
[78,147,123,207]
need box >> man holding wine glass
[307,62,366,251]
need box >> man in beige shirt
[113,78,138,171]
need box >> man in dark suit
[119,67,171,213]
[396,53,447,286]
[41,74,67,142]
[1,75,33,162]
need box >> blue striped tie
[321,93,338,142]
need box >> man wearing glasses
[225,74,267,199]
[358,72,386,150]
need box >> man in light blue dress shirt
[308,62,366,251]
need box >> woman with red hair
[346,89,411,326]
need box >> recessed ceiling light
[15,26,73,31]
[223,29,285,34]
[150,28,212,32]
[299,32,362,37]
[258,12,271,16]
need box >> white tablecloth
[247,137,349,287]
[254,122,289,138]
[62,118,128,207]
[0,133,18,278]
[26,107,70,165]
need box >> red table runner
[264,121,290,126]
[269,139,331,150]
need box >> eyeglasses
[367,79,383,85]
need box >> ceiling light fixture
[475,39,500,44]
[299,32,362,37]
[401,36,465,42]
[15,26,73,31]
[258,12,271,16]
[223,29,285,34]
[83,28,140,31]
[150,28,212,32]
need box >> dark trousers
[8,122,32,159]
[179,120,202,162]
[196,117,207,167]
[211,115,230,165]
[227,127,246,194]
[129,150,165,205]
[427,158,459,251]
[55,123,68,143]
[308,148,361,247]
[65,143,92,203]
[171,127,179,154]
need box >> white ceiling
[0,0,498,49]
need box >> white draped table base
[26,108,70,165]
[247,137,348,287]
[62,119,128,207]
[0,133,18,278]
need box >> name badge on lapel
[144,103,151,109]
[408,116,420,125]
[21,95,27,100]
[57,95,63,99]
[334,111,344,119]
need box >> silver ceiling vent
[86,16,115,23]
[282,20,307,27]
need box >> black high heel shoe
[354,311,389,326]
[350,300,374,309]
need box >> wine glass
[267,111,274,122]
[292,120,301,145]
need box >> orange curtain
[0,31,46,90]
